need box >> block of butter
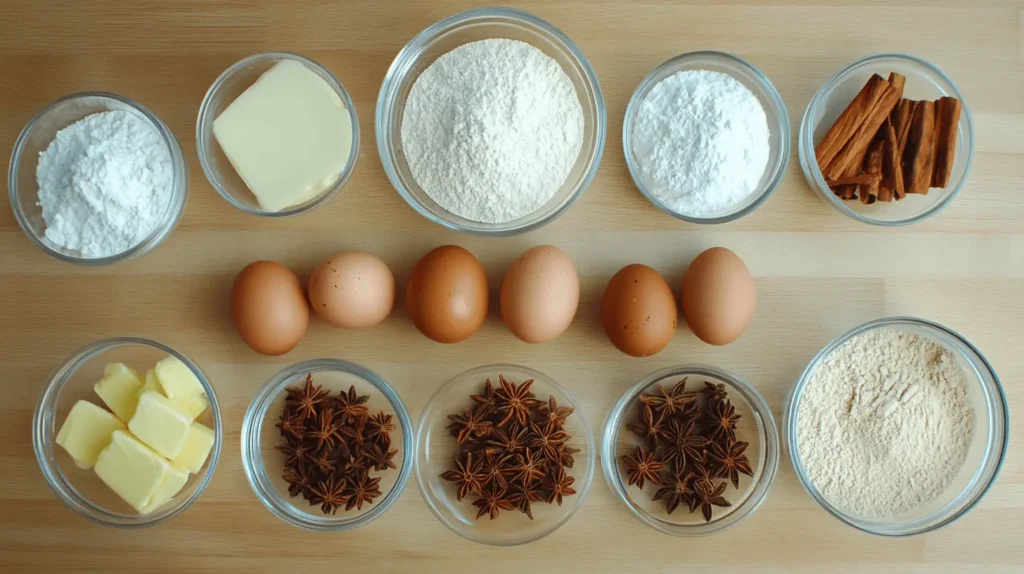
[141,464,189,515]
[128,391,192,459]
[56,400,123,469]
[212,59,354,212]
[154,356,204,399]
[94,363,143,421]
[95,430,170,512]
[145,366,207,421]
[142,369,161,394]
[171,421,216,473]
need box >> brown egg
[601,264,678,357]
[308,251,395,328]
[681,247,756,346]
[231,261,309,355]
[500,245,579,343]
[406,245,488,344]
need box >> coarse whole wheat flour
[632,70,769,217]
[796,328,974,518]
[400,38,584,224]
[36,110,173,258]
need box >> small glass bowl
[602,365,779,536]
[376,7,606,235]
[785,317,1008,536]
[32,337,222,527]
[241,359,413,531]
[415,364,595,546]
[798,53,974,226]
[622,51,790,224]
[196,52,360,217]
[8,93,188,264]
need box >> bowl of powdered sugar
[785,317,1008,536]
[8,92,187,264]
[376,7,606,235]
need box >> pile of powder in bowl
[795,328,974,519]
[400,38,584,224]
[36,110,173,258]
[631,70,769,218]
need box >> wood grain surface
[2,1,1022,572]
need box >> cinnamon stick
[861,137,883,203]
[887,72,906,95]
[882,122,905,200]
[931,96,963,188]
[891,99,917,158]
[815,74,891,173]
[827,172,883,187]
[824,81,902,180]
[903,100,936,195]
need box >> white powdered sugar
[632,70,769,217]
[400,38,584,224]
[37,110,172,258]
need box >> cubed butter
[128,391,192,459]
[140,464,189,515]
[56,400,123,469]
[93,362,143,421]
[171,422,216,473]
[142,369,161,395]
[170,393,209,422]
[94,430,170,512]
[154,356,204,399]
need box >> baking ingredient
[631,70,770,217]
[171,422,216,473]
[168,393,209,422]
[308,251,395,328]
[142,464,190,514]
[796,328,973,518]
[94,430,171,513]
[36,110,173,258]
[601,264,678,357]
[93,363,144,421]
[621,378,751,521]
[231,261,309,355]
[154,356,203,399]
[500,246,579,343]
[441,375,580,520]
[213,59,353,212]
[406,245,488,344]
[681,247,756,346]
[400,38,584,224]
[56,400,124,469]
[128,391,192,459]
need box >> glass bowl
[32,337,222,527]
[376,7,606,235]
[415,364,596,545]
[196,52,360,217]
[798,53,974,226]
[785,317,1008,536]
[602,365,779,536]
[8,92,188,265]
[622,51,790,224]
[241,359,413,531]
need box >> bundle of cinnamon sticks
[815,73,962,204]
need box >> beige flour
[796,328,973,518]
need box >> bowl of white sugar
[785,317,1008,536]
[8,92,187,265]
[623,51,789,224]
[376,7,606,236]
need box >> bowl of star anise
[415,364,595,546]
[241,359,414,531]
[602,365,779,536]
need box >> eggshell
[500,245,579,343]
[406,245,488,344]
[601,264,678,357]
[308,251,395,328]
[231,261,309,355]
[681,247,756,346]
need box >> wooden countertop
[2,1,1022,572]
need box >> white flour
[632,70,769,217]
[37,110,172,258]
[400,39,584,224]
[796,328,974,518]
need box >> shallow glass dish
[241,359,413,531]
[622,51,790,224]
[32,337,222,527]
[415,364,595,545]
[8,93,188,264]
[602,365,779,536]
[376,7,606,235]
[196,52,360,217]
[785,317,1008,536]
[798,53,974,226]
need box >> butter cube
[142,369,161,395]
[93,363,143,421]
[128,391,192,459]
[56,400,123,469]
[141,464,189,515]
[94,430,170,512]
[154,356,204,399]
[170,393,209,422]
[171,422,215,473]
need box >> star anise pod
[508,448,546,485]
[639,378,696,416]
[312,448,337,475]
[507,482,545,520]
[692,478,731,522]
[473,484,515,520]
[493,375,543,427]
[365,411,396,444]
[485,423,528,456]
[542,467,576,506]
[279,440,316,468]
[286,374,329,420]
[528,421,569,462]
[276,412,306,439]
[627,404,669,446]
[620,446,664,490]
[364,443,398,472]
[661,418,708,470]
[556,445,581,469]
[702,381,728,404]
[309,408,342,452]
[652,470,695,514]
[340,414,367,445]
[447,407,493,444]
[536,395,574,429]
[440,452,487,501]
[335,385,370,423]
[308,475,349,515]
[344,472,382,511]
[283,463,313,498]
[708,439,753,488]
[707,400,740,444]
[479,452,513,489]
[470,378,498,412]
